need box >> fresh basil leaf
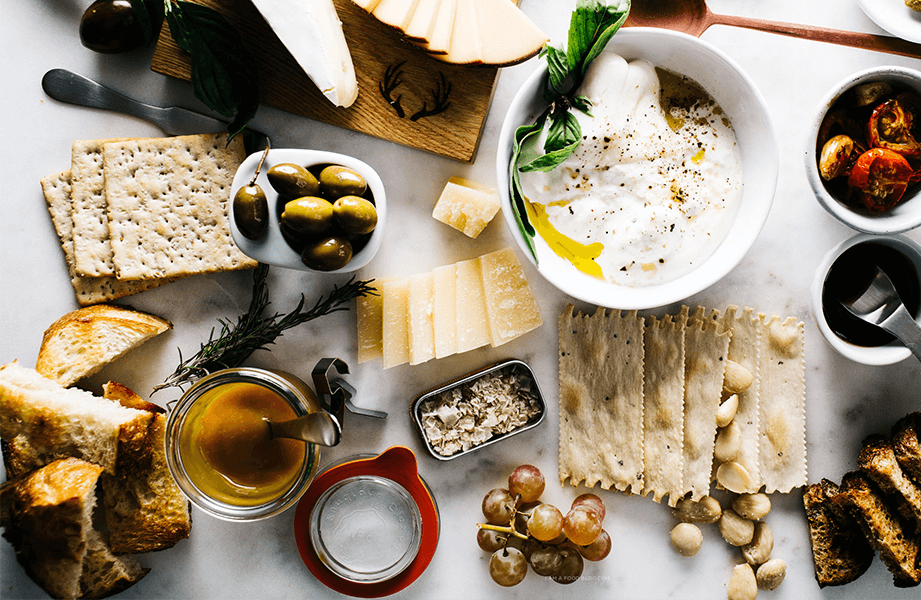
[545,111,582,153]
[543,45,570,99]
[129,0,154,44]
[583,3,630,72]
[519,139,580,173]
[509,111,549,253]
[571,94,593,116]
[166,1,260,137]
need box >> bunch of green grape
[476,465,611,587]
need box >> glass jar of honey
[165,368,322,520]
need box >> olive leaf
[165,1,260,138]
[507,0,629,262]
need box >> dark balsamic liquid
[822,242,921,347]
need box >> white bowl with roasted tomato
[229,149,386,273]
[496,28,778,310]
[806,66,921,234]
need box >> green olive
[320,166,367,199]
[281,197,334,234]
[267,163,320,199]
[333,196,378,235]
[301,236,353,271]
[233,184,269,240]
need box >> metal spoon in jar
[840,265,921,362]
[264,412,342,447]
[626,0,921,60]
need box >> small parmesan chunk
[432,176,500,238]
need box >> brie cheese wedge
[251,0,359,108]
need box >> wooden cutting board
[151,0,508,163]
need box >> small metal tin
[410,359,546,461]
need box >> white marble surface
[2,1,921,599]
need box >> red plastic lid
[293,446,439,598]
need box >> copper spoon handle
[709,12,921,59]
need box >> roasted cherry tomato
[847,148,914,212]
[868,98,921,157]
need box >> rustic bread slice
[859,434,921,532]
[35,304,171,388]
[892,412,921,485]
[0,458,103,599]
[836,470,921,587]
[100,382,191,553]
[802,478,874,587]
[80,526,148,598]
[0,363,152,475]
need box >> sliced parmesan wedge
[470,0,548,66]
[480,248,542,347]
[382,279,411,369]
[455,257,490,352]
[432,264,457,359]
[431,0,481,65]
[352,0,384,11]
[404,0,442,42]
[408,272,436,365]
[251,0,358,107]
[373,0,422,29]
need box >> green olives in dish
[333,196,378,235]
[281,197,334,234]
[233,184,269,240]
[319,166,367,199]
[267,163,320,199]
[80,0,163,54]
[301,236,353,271]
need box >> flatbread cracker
[103,133,255,280]
[758,314,807,493]
[682,307,730,500]
[70,137,136,277]
[642,309,688,506]
[559,305,645,493]
[716,306,762,493]
[41,170,169,306]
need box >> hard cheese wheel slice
[455,258,491,353]
[382,279,410,369]
[432,264,457,359]
[408,272,435,365]
[479,247,542,347]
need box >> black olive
[80,0,163,54]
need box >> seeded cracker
[642,309,687,506]
[41,170,168,306]
[103,133,256,280]
[682,306,730,500]
[71,137,137,277]
[758,314,807,493]
[559,304,645,493]
[716,306,762,493]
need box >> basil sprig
[509,0,630,261]
[164,1,260,138]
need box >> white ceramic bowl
[496,28,778,310]
[805,66,921,235]
[229,149,386,273]
[811,233,921,365]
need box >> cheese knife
[41,68,269,150]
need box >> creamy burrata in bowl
[497,28,778,309]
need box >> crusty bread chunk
[0,363,152,475]
[802,479,874,587]
[836,471,921,587]
[0,457,147,600]
[101,382,191,553]
[892,413,921,485]
[859,434,921,532]
[36,304,171,387]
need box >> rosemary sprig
[153,263,376,394]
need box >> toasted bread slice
[0,363,152,475]
[36,304,171,387]
[100,382,191,553]
[892,413,921,485]
[836,471,921,587]
[80,527,148,598]
[803,478,874,587]
[859,434,921,532]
